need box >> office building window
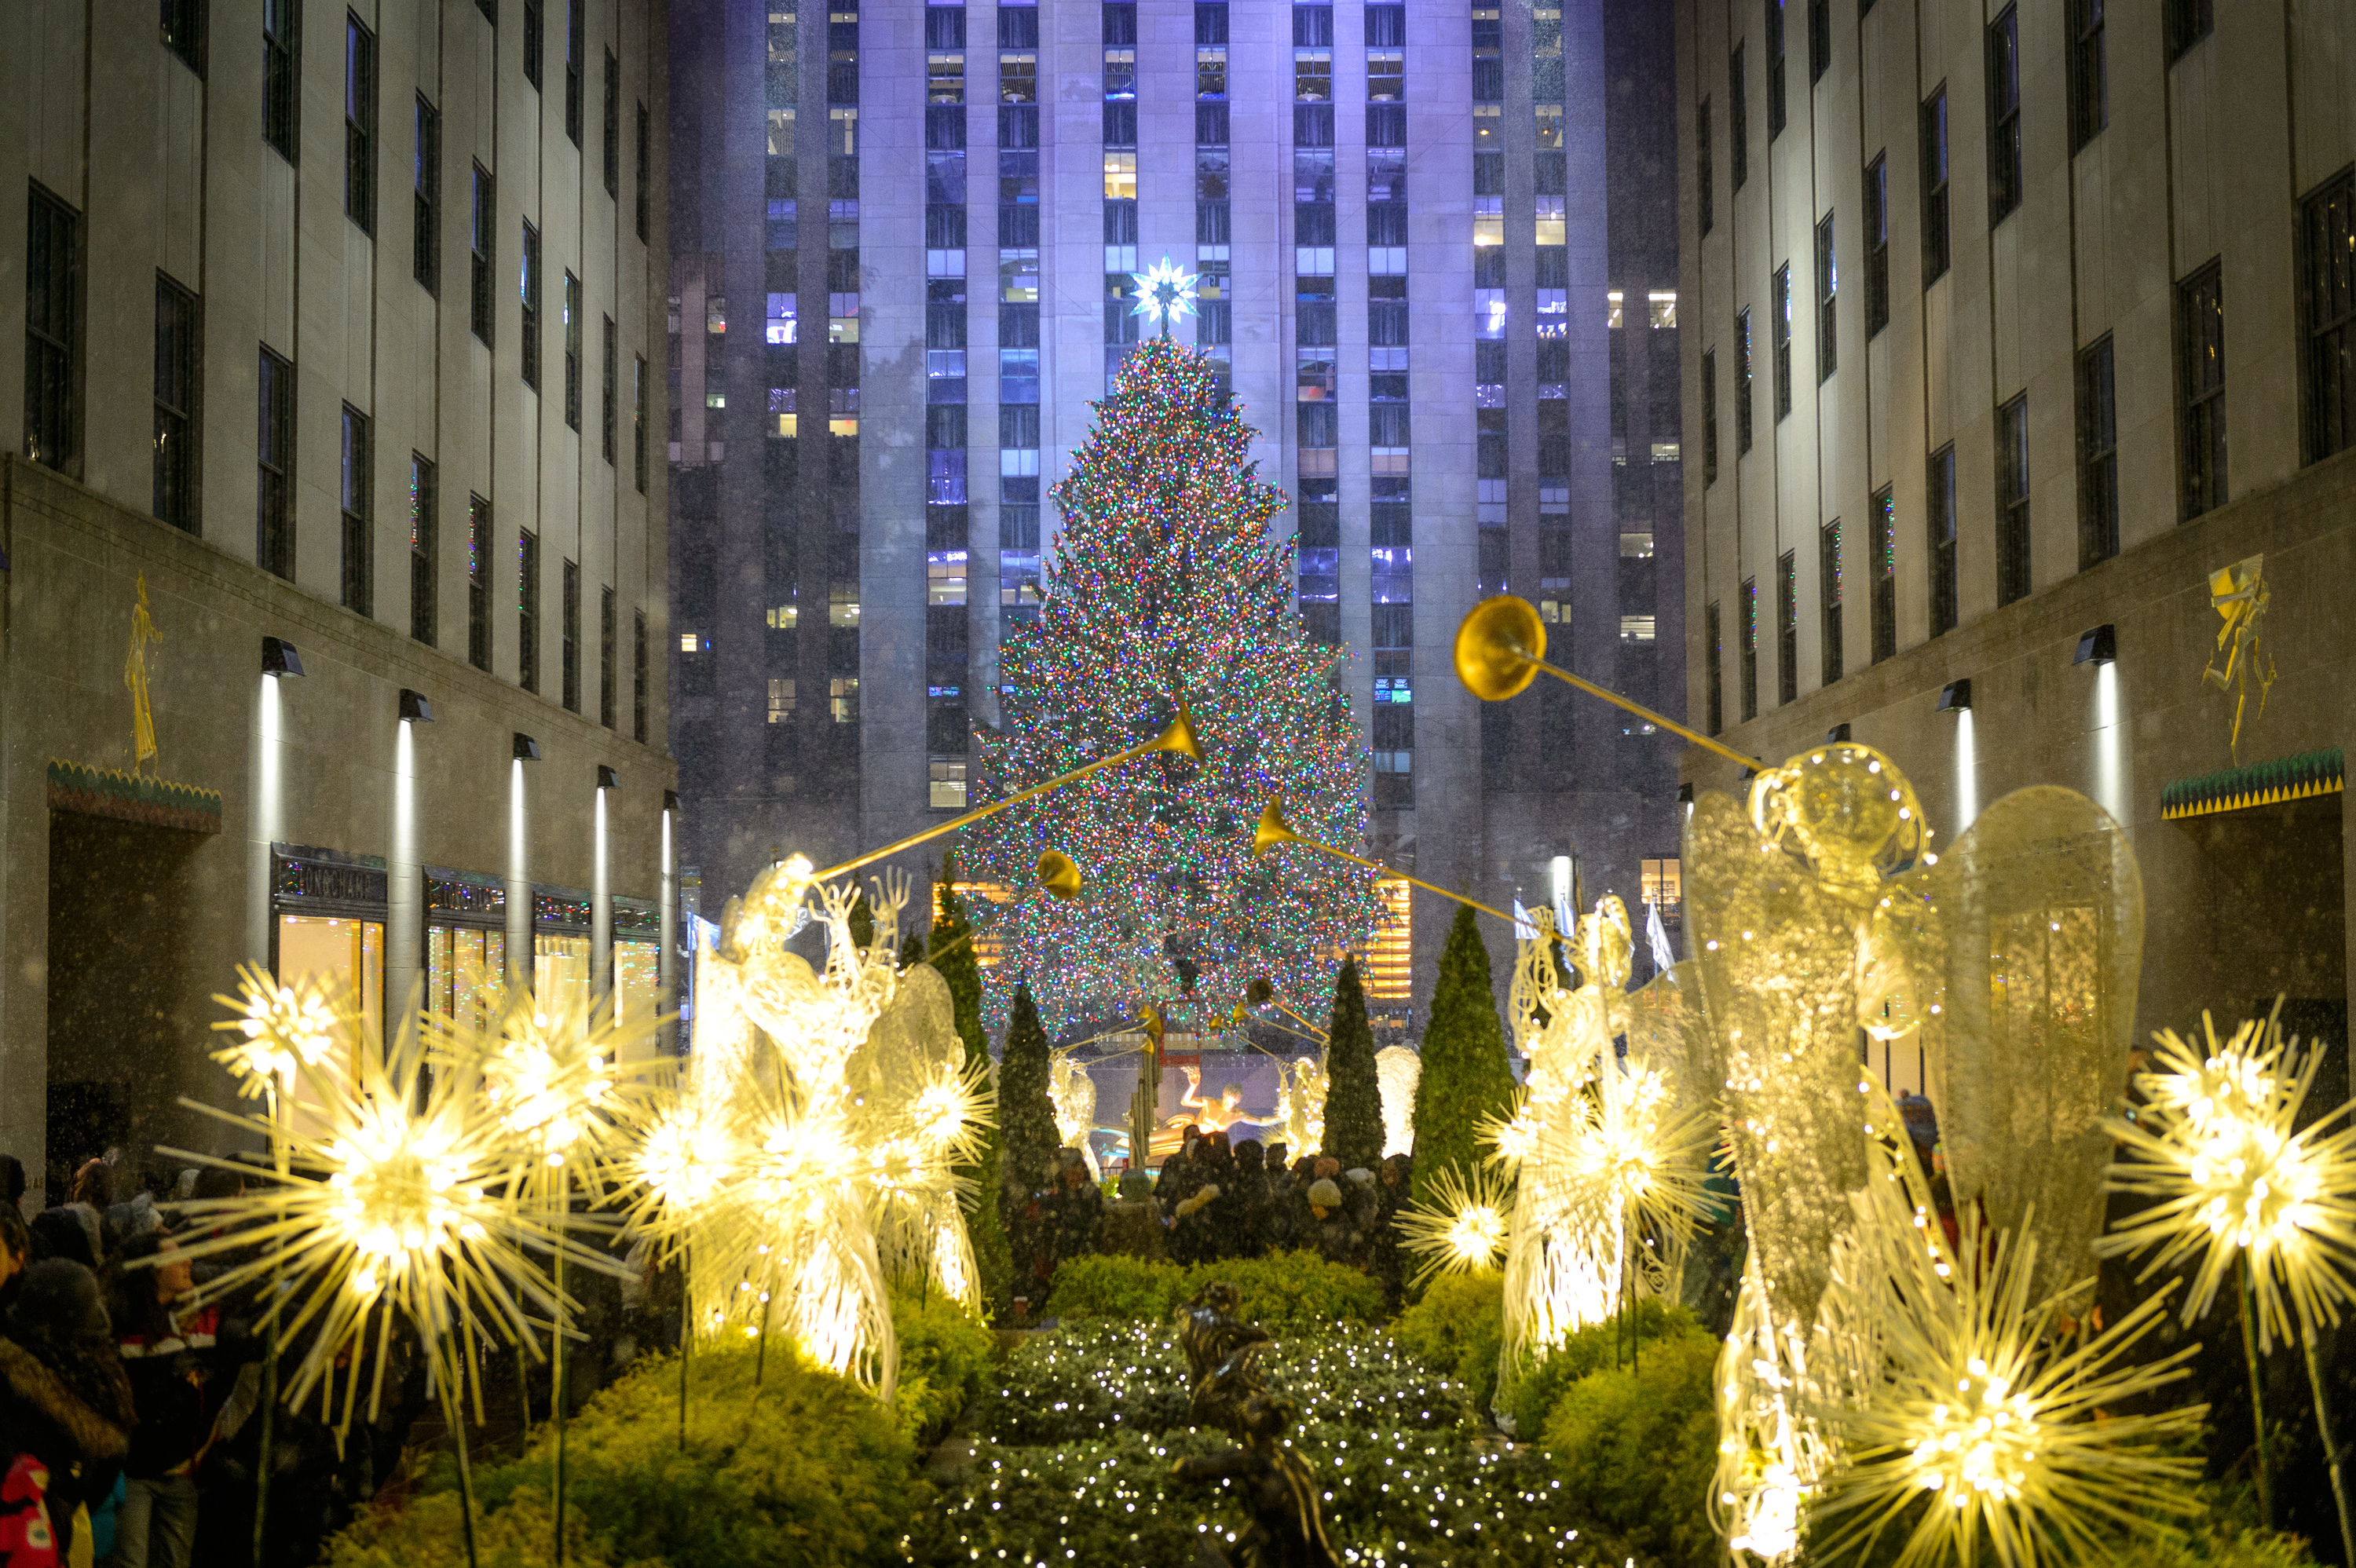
[2077,335,2118,566]
[1739,577,1759,722]
[1987,9,2021,223]
[468,495,492,670]
[1705,601,1724,735]
[518,530,541,693]
[346,14,375,232]
[2168,0,2212,61]
[414,97,441,292]
[601,315,616,462]
[523,0,542,88]
[1735,308,1753,453]
[1871,484,1896,661]
[1697,97,1713,237]
[410,455,437,645]
[1808,0,1828,82]
[1814,214,1836,382]
[564,0,583,145]
[2179,259,2226,518]
[1820,518,1842,685]
[1864,153,1890,336]
[1927,443,1957,634]
[258,346,294,578]
[562,271,582,429]
[162,0,203,71]
[521,223,541,389]
[2301,171,2356,464]
[2070,0,2105,150]
[1996,393,2030,606]
[470,166,494,342]
[1921,88,1950,284]
[632,609,648,742]
[1729,44,1747,190]
[341,404,373,615]
[1702,349,1718,484]
[633,353,648,491]
[154,273,199,532]
[264,0,298,161]
[1776,550,1798,705]
[562,559,581,712]
[603,49,620,196]
[1765,0,1784,138]
[635,102,649,240]
[1771,264,1792,421]
[25,187,81,474]
[599,586,616,728]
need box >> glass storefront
[535,889,594,1018]
[425,869,509,1029]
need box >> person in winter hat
[0,1259,137,1565]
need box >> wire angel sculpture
[660,857,991,1401]
[1491,897,1717,1359]
[1273,1053,1328,1157]
[1048,1048,1101,1179]
[1686,743,2149,1563]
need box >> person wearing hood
[0,1259,137,1564]
[1302,1179,1359,1267]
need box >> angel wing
[1927,787,2142,1299]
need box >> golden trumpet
[1253,797,1520,926]
[815,705,1203,883]
[1452,594,1759,769]
[1036,849,1085,900]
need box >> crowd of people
[1015,1125,1421,1311]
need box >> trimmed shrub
[997,982,1059,1218]
[1538,1323,1721,1568]
[329,1345,923,1568]
[1410,905,1518,1208]
[1040,1248,1384,1331]
[890,1288,997,1449]
[1497,1297,1696,1440]
[1319,956,1384,1169]
[1389,1269,1506,1414]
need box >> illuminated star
[1129,254,1201,330]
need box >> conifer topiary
[1410,905,1518,1207]
[998,981,1060,1237]
[929,854,1014,1314]
[1319,957,1383,1170]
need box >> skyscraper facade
[671,0,1682,1022]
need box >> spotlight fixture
[1675,782,1695,805]
[1937,678,1974,713]
[1826,722,1853,743]
[664,789,681,814]
[596,763,620,790]
[2074,623,2117,666]
[262,636,305,678]
[398,689,434,723]
[513,732,543,762]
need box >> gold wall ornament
[2202,554,2276,764]
[125,571,162,774]
[1452,594,1761,769]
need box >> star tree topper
[1129,254,1200,333]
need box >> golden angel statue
[126,572,162,773]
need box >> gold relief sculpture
[125,572,162,774]
[2202,554,2276,763]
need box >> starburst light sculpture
[1395,1163,1513,1286]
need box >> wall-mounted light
[596,763,620,790]
[514,732,543,762]
[262,636,305,678]
[1826,722,1853,743]
[1676,782,1695,806]
[2073,624,2117,666]
[1937,679,1973,713]
[664,789,680,814]
[398,688,435,722]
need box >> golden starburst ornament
[1395,1163,1514,1285]
[2098,1007,2356,1351]
[210,964,343,1095]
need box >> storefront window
[276,912,384,1080]
[426,925,507,1029]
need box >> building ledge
[46,758,223,834]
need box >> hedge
[1038,1248,1383,1330]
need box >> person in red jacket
[102,1233,222,1568]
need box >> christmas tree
[1319,957,1383,1170]
[1409,906,1518,1207]
[930,855,1014,1315]
[965,335,1375,1033]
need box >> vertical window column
[1196,2,1231,389]
[2179,258,2226,518]
[258,346,294,577]
[1369,1,1410,806]
[1996,392,2029,605]
[1870,483,1896,661]
[342,405,373,614]
[24,185,82,473]
[411,455,438,645]
[1472,0,1506,777]
[1819,518,1842,685]
[1293,4,1338,651]
[927,0,972,810]
[1927,444,1957,634]
[2076,336,2118,565]
[468,495,492,670]
[825,2,862,735]
[997,6,1042,638]
[154,273,199,530]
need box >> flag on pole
[1644,898,1677,976]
